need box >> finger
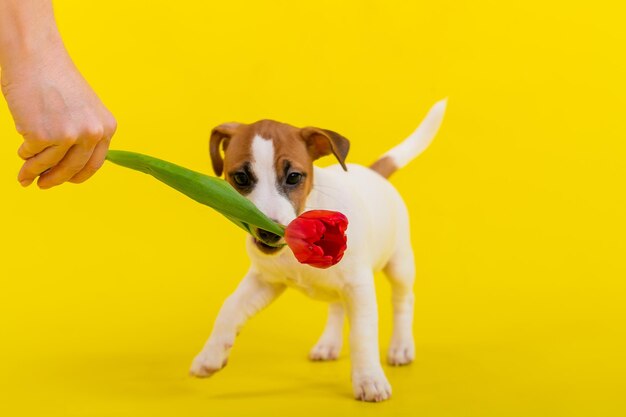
[37,143,96,189]
[69,138,111,184]
[18,138,50,160]
[18,144,70,187]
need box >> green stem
[106,150,286,244]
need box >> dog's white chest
[283,270,343,301]
[249,247,344,301]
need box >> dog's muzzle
[255,228,282,245]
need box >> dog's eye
[233,172,251,187]
[286,172,303,185]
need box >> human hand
[1,43,116,188]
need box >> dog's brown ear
[209,123,240,176]
[300,127,350,171]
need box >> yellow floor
[1,1,625,416]
[1,271,624,417]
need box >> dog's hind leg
[384,241,416,366]
[190,269,285,378]
[309,302,344,361]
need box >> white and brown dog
[190,100,447,402]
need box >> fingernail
[19,179,32,187]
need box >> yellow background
[1,1,625,416]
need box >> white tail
[370,99,447,178]
[385,98,447,169]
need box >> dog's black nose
[256,228,281,244]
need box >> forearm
[0,0,63,69]
[0,0,116,189]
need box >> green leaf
[105,150,285,241]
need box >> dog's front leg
[190,269,285,378]
[344,274,392,402]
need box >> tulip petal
[284,210,349,269]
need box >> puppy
[190,100,447,402]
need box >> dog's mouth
[253,237,284,255]
[252,227,285,255]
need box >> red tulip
[284,210,348,269]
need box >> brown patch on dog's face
[210,120,315,216]
[210,120,350,218]
[261,122,314,216]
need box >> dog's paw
[309,339,342,361]
[352,370,392,402]
[387,339,415,366]
[189,345,229,378]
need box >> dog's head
[209,120,349,254]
